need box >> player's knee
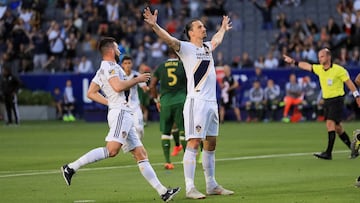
[108,149,119,157]
[132,146,148,161]
[187,138,202,149]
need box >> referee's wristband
[353,90,360,98]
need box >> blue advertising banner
[19,68,360,121]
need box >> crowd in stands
[1,0,360,122]
[1,0,360,73]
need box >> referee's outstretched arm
[283,54,312,72]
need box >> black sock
[339,131,351,148]
[325,131,336,155]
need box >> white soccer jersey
[121,70,146,109]
[177,41,217,101]
[120,69,145,139]
[92,60,129,110]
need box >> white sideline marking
[0,150,348,179]
[74,200,96,203]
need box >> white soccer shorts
[183,98,219,140]
[105,108,143,153]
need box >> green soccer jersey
[154,58,187,106]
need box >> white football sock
[138,160,167,195]
[202,150,218,189]
[68,147,109,171]
[183,148,197,192]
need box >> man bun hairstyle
[184,19,198,40]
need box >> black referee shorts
[323,96,344,123]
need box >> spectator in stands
[72,10,83,33]
[291,19,307,42]
[189,0,201,18]
[18,6,33,32]
[245,80,264,122]
[229,12,243,31]
[263,78,281,121]
[163,1,176,19]
[290,44,303,63]
[302,42,318,63]
[77,55,93,73]
[215,51,225,67]
[316,26,332,49]
[341,7,356,36]
[326,17,344,46]
[276,25,290,51]
[240,52,254,69]
[276,12,290,29]
[10,19,30,55]
[30,28,48,73]
[219,65,242,123]
[277,0,302,7]
[47,21,65,67]
[336,0,353,15]
[353,9,360,47]
[203,0,226,16]
[251,0,274,30]
[106,0,119,23]
[150,38,167,68]
[264,51,279,69]
[298,76,318,120]
[81,32,97,52]
[282,73,303,122]
[304,18,319,36]
[200,15,216,32]
[354,0,360,11]
[134,44,148,68]
[254,55,265,69]
[63,58,75,72]
[165,16,179,35]
[279,46,290,67]
[18,43,33,73]
[349,46,360,66]
[334,47,350,66]
[65,32,78,60]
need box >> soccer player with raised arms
[144,7,234,199]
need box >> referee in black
[283,48,360,160]
[1,66,21,125]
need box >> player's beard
[203,32,207,39]
[115,54,120,64]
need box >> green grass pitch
[1,120,360,203]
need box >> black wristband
[294,61,299,66]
